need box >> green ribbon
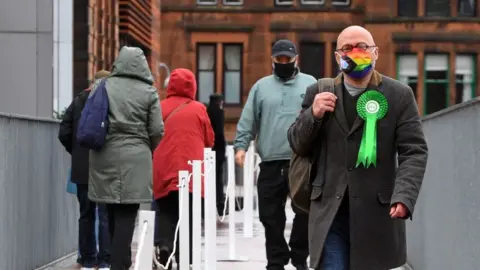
[355,90,388,168]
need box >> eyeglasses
[335,43,377,53]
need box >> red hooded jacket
[153,68,214,199]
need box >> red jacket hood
[166,68,197,99]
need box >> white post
[254,153,261,218]
[227,146,236,259]
[243,141,254,238]
[192,160,202,270]
[204,148,217,270]
[218,146,249,262]
[133,211,155,270]
[178,170,190,270]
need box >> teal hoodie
[234,71,316,161]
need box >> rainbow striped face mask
[339,48,374,79]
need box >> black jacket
[207,101,226,159]
[58,90,90,185]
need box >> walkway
[40,204,409,270]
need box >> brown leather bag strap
[164,100,192,124]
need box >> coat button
[347,166,353,171]
[336,194,341,199]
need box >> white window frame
[197,0,217,5]
[425,54,448,71]
[275,0,294,6]
[223,0,243,5]
[455,55,475,102]
[223,44,243,105]
[332,0,351,6]
[397,55,419,84]
[300,0,325,4]
[197,44,217,104]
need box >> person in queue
[152,68,214,270]
[88,46,164,270]
[234,39,316,270]
[206,93,228,216]
[59,70,112,270]
[287,25,428,270]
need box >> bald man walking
[288,26,428,270]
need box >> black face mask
[273,62,296,80]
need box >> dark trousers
[257,160,309,270]
[317,196,350,270]
[76,184,110,267]
[154,191,196,269]
[106,203,139,270]
[216,156,226,213]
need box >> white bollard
[204,148,217,270]
[254,153,261,218]
[191,160,202,270]
[227,146,237,259]
[217,146,249,262]
[178,170,190,270]
[243,141,255,238]
[133,210,155,270]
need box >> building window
[455,54,476,103]
[396,54,418,99]
[300,0,325,5]
[332,42,341,77]
[458,0,476,16]
[223,44,243,105]
[223,0,243,5]
[197,0,217,5]
[299,42,325,79]
[197,44,217,104]
[424,54,449,114]
[332,0,350,6]
[397,0,418,16]
[275,0,294,6]
[425,0,450,16]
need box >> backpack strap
[311,78,335,186]
[164,100,192,124]
[316,78,335,94]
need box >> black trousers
[216,156,226,213]
[76,184,110,267]
[257,160,309,270]
[106,203,139,270]
[154,191,199,269]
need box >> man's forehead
[274,55,295,61]
[337,26,375,46]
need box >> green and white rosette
[356,90,388,168]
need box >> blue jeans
[77,184,111,267]
[318,197,350,270]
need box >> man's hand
[235,150,246,167]
[390,202,409,219]
[312,92,337,119]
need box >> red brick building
[160,0,480,141]
[73,0,162,95]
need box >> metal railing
[0,113,77,270]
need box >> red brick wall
[161,0,480,141]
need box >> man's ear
[372,47,379,61]
[334,53,341,66]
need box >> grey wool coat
[88,46,164,204]
[287,71,428,270]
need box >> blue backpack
[76,78,110,150]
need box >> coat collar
[333,70,383,135]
